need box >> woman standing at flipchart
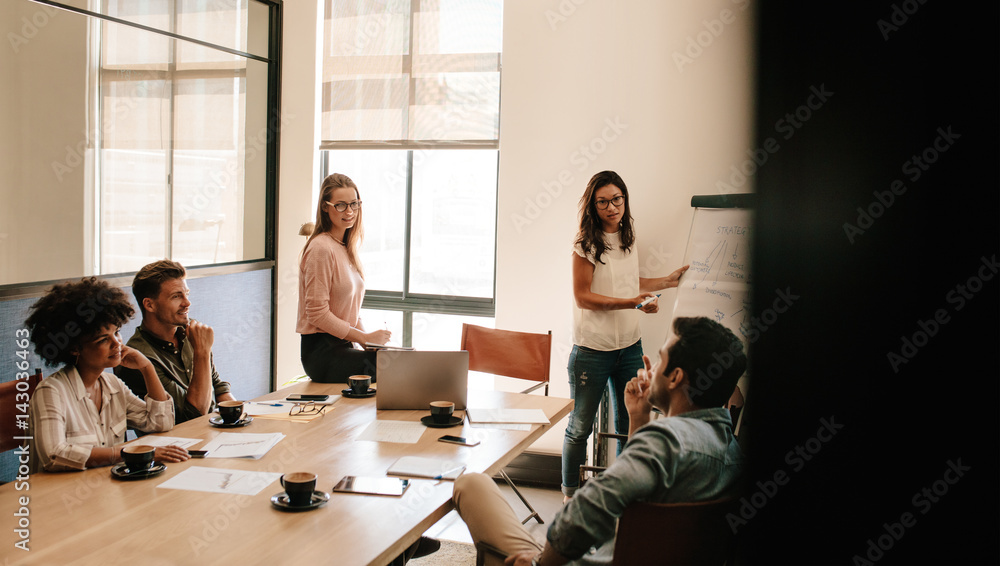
[297,173,391,383]
[561,170,689,500]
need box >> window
[97,1,274,274]
[321,0,502,347]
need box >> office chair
[613,497,739,565]
[460,323,552,524]
[475,498,739,566]
[1,369,43,453]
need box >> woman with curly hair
[25,277,189,473]
[296,173,391,383]
[561,171,690,500]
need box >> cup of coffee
[281,472,318,506]
[429,401,455,424]
[121,444,155,473]
[348,375,371,395]
[218,400,245,424]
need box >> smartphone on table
[438,435,480,447]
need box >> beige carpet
[407,540,477,565]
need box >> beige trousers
[453,473,545,558]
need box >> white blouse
[28,366,173,472]
[572,231,642,351]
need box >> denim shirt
[547,407,743,565]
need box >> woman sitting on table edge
[25,277,190,473]
[296,173,391,383]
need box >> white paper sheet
[126,436,203,449]
[244,402,296,415]
[157,466,281,495]
[201,432,285,459]
[357,420,426,444]
[466,408,549,424]
[468,422,530,431]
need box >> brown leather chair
[461,323,552,524]
[460,323,551,395]
[475,497,739,566]
[613,498,739,566]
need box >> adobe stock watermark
[851,458,970,565]
[510,117,628,233]
[877,0,928,41]
[672,0,750,72]
[715,84,834,193]
[7,3,61,54]
[545,0,591,31]
[727,416,845,533]
[843,126,960,244]
[887,253,997,373]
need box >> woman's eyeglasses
[595,195,625,210]
[326,200,362,212]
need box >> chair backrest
[460,324,551,385]
[613,497,738,566]
[1,369,43,453]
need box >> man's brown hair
[132,259,186,313]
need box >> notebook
[374,350,469,410]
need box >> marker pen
[635,294,661,309]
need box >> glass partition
[0,0,276,286]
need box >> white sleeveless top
[572,231,641,351]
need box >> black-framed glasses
[326,200,362,212]
[595,195,625,210]
[289,402,327,417]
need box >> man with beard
[116,260,234,423]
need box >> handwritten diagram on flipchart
[671,207,753,344]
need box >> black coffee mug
[429,401,455,424]
[281,472,317,506]
[348,375,371,395]
[121,444,155,472]
[218,400,245,424]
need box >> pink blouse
[295,233,365,339]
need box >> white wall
[274,0,323,384]
[496,0,755,451]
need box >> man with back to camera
[452,316,746,566]
[115,260,235,423]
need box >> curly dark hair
[575,170,635,264]
[25,277,135,367]
[666,317,747,407]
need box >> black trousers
[300,333,377,384]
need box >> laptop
[375,350,469,410]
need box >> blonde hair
[304,173,365,277]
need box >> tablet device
[332,476,409,497]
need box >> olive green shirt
[115,325,231,424]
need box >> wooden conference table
[1,382,573,566]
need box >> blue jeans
[561,340,644,495]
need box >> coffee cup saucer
[341,388,376,399]
[111,462,167,480]
[270,490,330,511]
[420,415,463,428]
[209,415,254,428]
